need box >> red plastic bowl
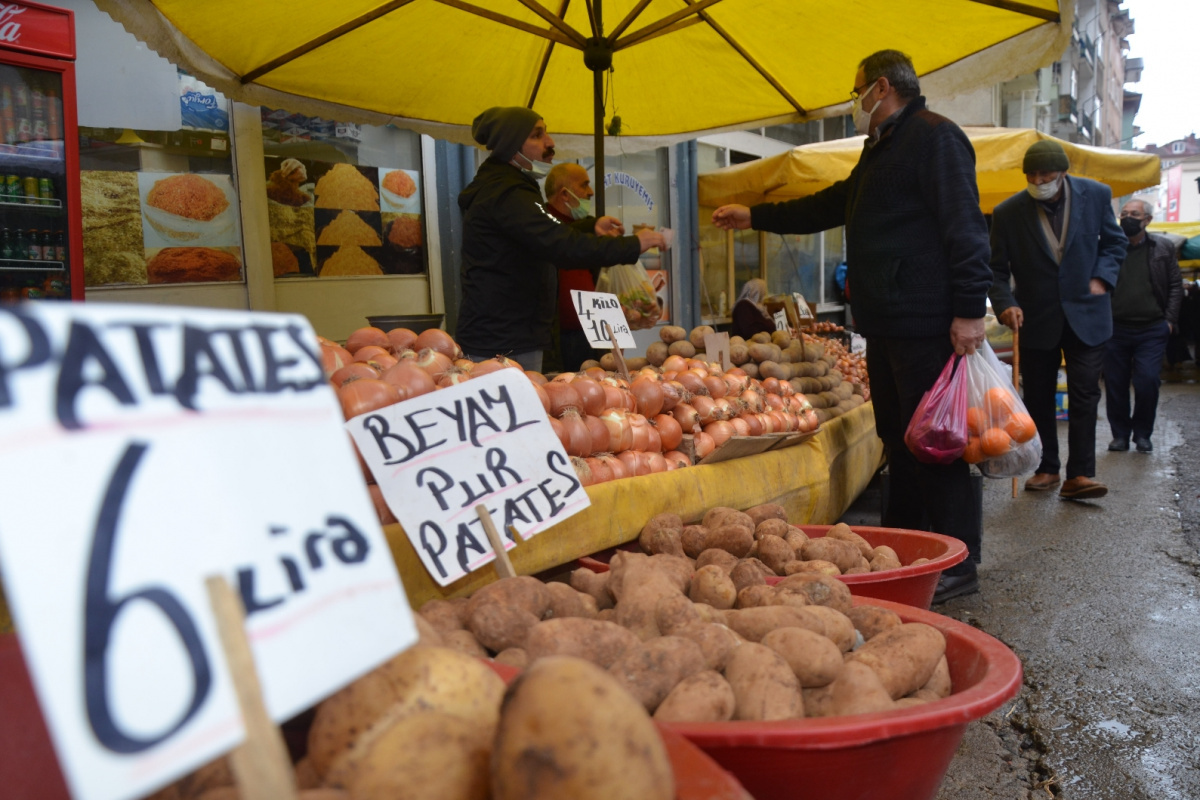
[576,525,967,609]
[0,635,70,800]
[661,597,1023,800]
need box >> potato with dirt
[608,635,707,711]
[800,537,862,573]
[847,622,946,699]
[569,568,614,610]
[825,522,873,558]
[736,584,778,608]
[724,642,804,720]
[756,535,795,575]
[638,512,683,553]
[417,597,469,635]
[761,627,844,687]
[774,572,853,613]
[754,518,791,541]
[467,602,540,652]
[687,564,738,609]
[652,670,737,722]
[523,617,640,668]
[847,605,903,641]
[826,661,896,717]
[681,525,709,558]
[704,524,755,558]
[745,503,789,526]
[674,621,742,671]
[695,548,739,573]
[465,575,551,620]
[723,605,824,642]
[869,545,903,572]
[544,581,598,619]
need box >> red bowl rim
[778,525,968,585]
[660,597,1022,750]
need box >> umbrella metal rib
[608,0,654,42]
[966,0,1060,22]
[611,0,726,49]
[434,0,580,46]
[528,0,572,107]
[516,0,589,46]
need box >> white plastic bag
[963,342,1042,478]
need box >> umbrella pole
[585,0,608,216]
[1012,327,1020,499]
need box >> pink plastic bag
[904,354,969,464]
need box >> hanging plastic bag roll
[904,353,969,464]
[962,341,1042,478]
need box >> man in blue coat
[989,140,1127,500]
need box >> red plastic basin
[577,524,967,609]
[0,634,70,800]
[661,597,1023,800]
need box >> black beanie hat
[471,106,543,162]
[1023,140,1070,173]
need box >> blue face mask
[512,153,552,178]
[566,189,593,220]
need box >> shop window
[261,109,426,280]
[764,232,819,305]
[822,226,845,305]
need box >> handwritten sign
[0,303,415,800]
[773,310,789,332]
[792,293,816,320]
[851,333,867,355]
[570,290,637,349]
[347,369,589,586]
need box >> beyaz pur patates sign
[347,369,589,586]
[0,303,415,800]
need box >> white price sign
[851,333,867,355]
[347,370,589,586]
[793,293,816,320]
[0,303,415,800]
[569,290,637,349]
[773,310,789,331]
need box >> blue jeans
[1103,320,1170,442]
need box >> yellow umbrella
[98,0,1075,208]
[698,126,1163,212]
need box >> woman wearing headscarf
[731,278,776,338]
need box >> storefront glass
[764,232,820,302]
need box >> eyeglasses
[850,80,876,100]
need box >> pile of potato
[637,504,928,578]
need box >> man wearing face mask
[457,106,665,372]
[712,50,992,603]
[543,162,608,371]
[988,140,1127,500]
[1101,200,1181,454]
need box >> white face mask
[1026,176,1062,202]
[511,152,552,178]
[851,81,881,136]
[566,189,593,220]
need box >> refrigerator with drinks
[0,1,80,301]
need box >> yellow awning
[96,0,1073,156]
[699,127,1162,213]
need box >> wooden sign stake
[476,505,516,578]
[602,321,630,381]
[506,524,526,543]
[703,332,732,372]
[205,575,298,800]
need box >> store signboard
[348,370,589,586]
[570,289,637,349]
[0,1,76,61]
[0,303,415,800]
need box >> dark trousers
[1021,324,1105,479]
[559,329,597,373]
[1103,320,1170,442]
[867,336,981,569]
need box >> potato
[774,573,853,614]
[687,565,737,610]
[465,576,551,620]
[688,325,715,350]
[723,606,823,642]
[524,618,640,668]
[418,597,469,635]
[827,661,896,717]
[704,524,755,558]
[911,557,932,566]
[844,565,871,575]
[847,623,946,699]
[680,525,709,558]
[724,642,804,720]
[639,512,683,554]
[655,594,702,635]
[442,628,489,658]
[492,657,673,800]
[660,325,687,344]
[800,537,861,573]
[653,670,737,722]
[771,586,811,609]
[728,559,768,592]
[802,684,835,718]
[295,757,320,790]
[735,584,777,609]
[647,554,695,591]
[756,535,795,575]
[801,605,857,652]
[674,621,742,671]
[746,503,788,526]
[825,523,873,558]
[494,648,529,670]
[648,529,685,557]
[307,646,505,778]
[784,559,842,577]
[608,636,706,712]
[869,545,902,572]
[920,655,952,699]
[695,548,739,573]
[754,518,790,541]
[414,614,445,647]
[784,528,809,557]
[667,339,696,358]
[761,627,843,688]
[597,608,616,622]
[645,341,669,366]
[544,581,599,620]
[846,606,902,641]
[467,602,540,652]
[197,792,348,800]
[569,568,614,610]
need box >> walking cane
[1011,327,1021,499]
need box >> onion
[652,413,684,451]
[778,380,794,398]
[381,362,437,401]
[560,409,593,457]
[702,375,728,399]
[663,450,691,470]
[586,456,613,484]
[437,367,471,388]
[618,449,647,477]
[321,343,354,377]
[365,354,398,372]
[533,382,551,414]
[338,378,400,420]
[571,456,594,487]
[740,413,764,436]
[549,416,568,450]
[331,362,379,387]
[368,484,397,526]
[715,397,738,421]
[645,452,668,474]
[762,377,781,395]
[691,395,717,425]
[584,414,609,455]
[630,377,665,418]
[766,393,786,411]
[353,345,391,364]
[741,389,764,414]
[704,420,735,448]
[805,410,819,431]
[583,367,608,381]
[757,412,775,434]
[629,414,651,452]
[662,354,688,373]
[659,380,682,412]
[672,403,701,433]
[552,372,577,383]
[602,384,625,410]
[544,381,583,417]
[471,358,520,378]
[730,416,750,436]
[345,327,389,354]
[645,425,662,454]
[386,328,418,354]
[454,358,475,370]
[621,388,638,412]
[414,328,460,359]
[413,348,452,381]
[572,377,606,416]
[685,360,709,374]
[601,453,629,481]
[694,431,716,459]
[526,370,548,385]
[600,408,634,452]
[675,369,707,396]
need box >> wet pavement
[846,379,1200,799]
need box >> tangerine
[966,406,987,436]
[985,387,1016,425]
[980,427,1012,457]
[962,435,985,464]
[1004,412,1036,443]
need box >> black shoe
[1134,437,1153,453]
[1108,438,1129,452]
[932,571,979,604]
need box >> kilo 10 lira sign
[570,290,637,349]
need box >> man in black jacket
[1103,199,1183,453]
[712,50,992,603]
[457,107,664,371]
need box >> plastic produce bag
[595,262,661,330]
[963,342,1042,477]
[904,354,969,464]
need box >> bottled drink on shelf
[26,230,40,261]
[0,85,14,146]
[0,227,11,260]
[46,87,61,141]
[4,173,19,202]
[40,229,53,260]
[21,175,37,204]
[13,83,30,144]
[30,82,46,142]
[38,177,53,203]
[54,229,65,262]
[13,228,26,260]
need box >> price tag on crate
[773,310,789,331]
[570,290,636,349]
[0,303,415,800]
[347,369,590,587]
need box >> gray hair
[544,163,583,197]
[1134,199,1154,218]
[859,50,920,101]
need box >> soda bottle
[13,83,30,143]
[0,227,10,260]
[13,228,26,260]
[30,81,46,142]
[54,229,65,262]
[26,229,40,260]
[0,85,14,146]
[45,86,60,141]
[39,229,52,260]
